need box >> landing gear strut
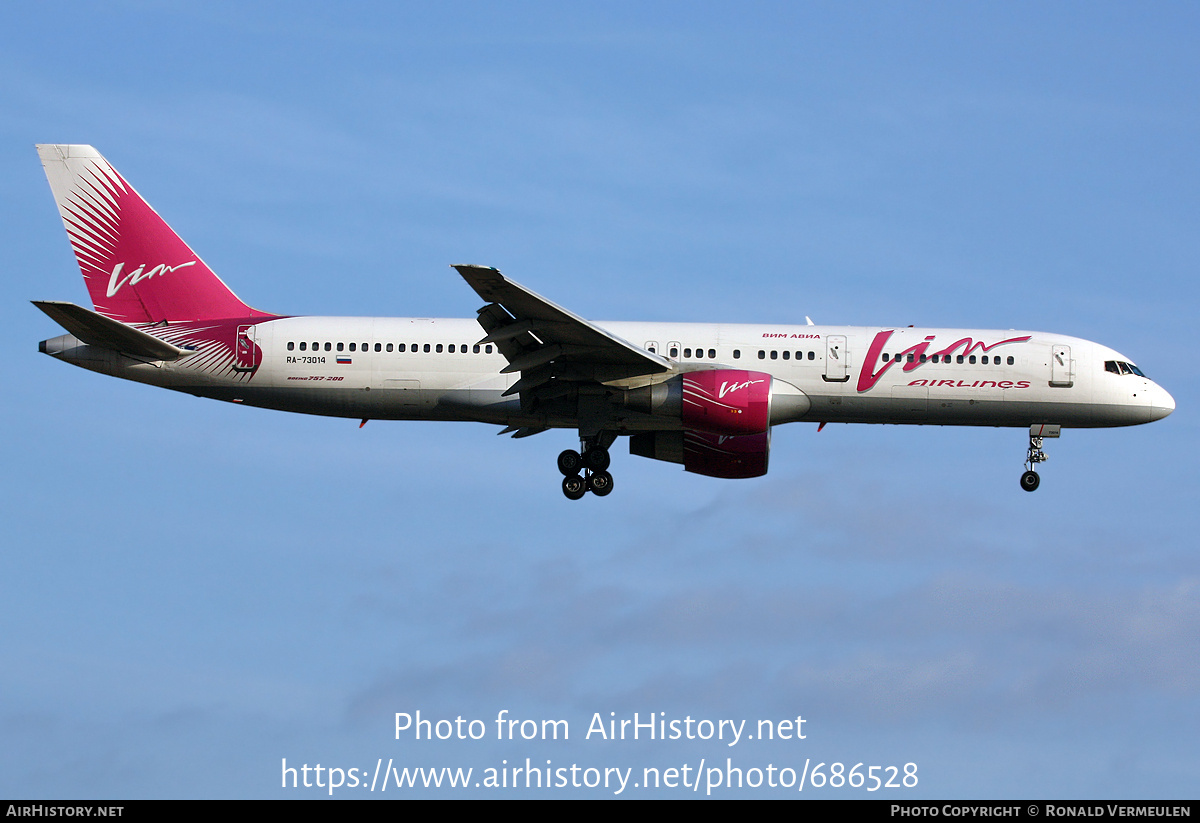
[559,432,617,500]
[1021,428,1052,492]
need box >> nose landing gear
[1021,436,1047,491]
[1020,468,1041,492]
[1021,424,1059,492]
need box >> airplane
[33,144,1175,500]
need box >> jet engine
[630,429,771,479]
[625,369,808,478]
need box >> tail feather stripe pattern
[37,144,273,324]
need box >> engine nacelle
[681,369,772,435]
[623,369,782,436]
[630,429,770,479]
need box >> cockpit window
[1106,360,1147,377]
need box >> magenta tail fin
[37,145,271,324]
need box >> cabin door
[234,325,259,372]
[1050,345,1073,387]
[823,335,849,382]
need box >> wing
[453,265,671,404]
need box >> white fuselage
[31,145,1175,493]
[42,316,1176,432]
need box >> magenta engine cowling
[683,430,770,479]
[629,428,770,479]
[626,368,807,479]
[681,369,772,436]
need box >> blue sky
[1,1,1196,798]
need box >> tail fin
[37,144,271,324]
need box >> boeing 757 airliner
[33,145,1174,499]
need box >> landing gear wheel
[582,447,610,472]
[562,474,587,500]
[557,449,583,477]
[1020,470,1041,492]
[588,470,614,497]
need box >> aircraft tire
[557,450,583,476]
[588,470,614,497]
[1020,470,1041,492]
[562,474,587,500]
[583,447,611,471]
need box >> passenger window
[883,353,890,362]
[1007,356,1014,365]
[920,354,928,363]
[337,342,345,352]
[957,355,964,364]
[287,341,295,351]
[684,348,692,358]
[299,342,306,351]
[708,349,715,359]
[485,345,493,354]
[808,351,814,360]
[423,343,431,353]
[733,350,741,359]
[782,351,790,360]
[397,343,405,352]
[969,355,976,364]
[473,344,480,353]
[448,344,456,353]
[770,350,778,360]
[758,350,765,360]
[436,344,443,353]
[349,343,356,352]
[324,342,331,351]
[375,343,382,352]
[906,354,914,363]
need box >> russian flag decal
[337,356,352,365]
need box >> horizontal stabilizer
[33,300,189,361]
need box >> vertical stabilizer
[37,144,271,323]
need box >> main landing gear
[1021,429,1051,492]
[558,434,615,500]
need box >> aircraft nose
[1149,384,1175,421]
